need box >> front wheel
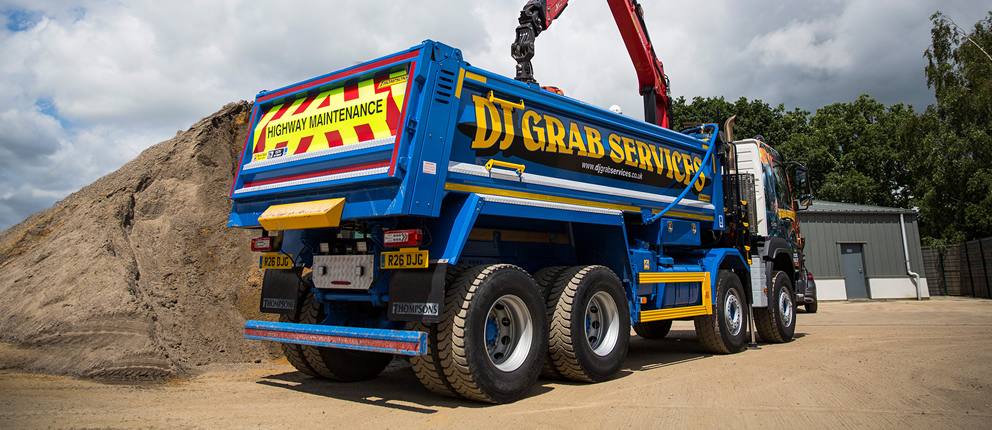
[694,270,748,354]
[805,280,818,313]
[754,270,797,342]
[277,271,321,378]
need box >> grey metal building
[798,201,928,300]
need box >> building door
[841,244,868,299]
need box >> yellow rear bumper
[257,198,345,231]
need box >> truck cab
[733,138,813,328]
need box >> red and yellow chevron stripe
[250,69,408,161]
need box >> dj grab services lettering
[467,94,707,192]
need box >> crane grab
[510,0,673,128]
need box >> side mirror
[790,163,813,209]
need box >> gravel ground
[1,297,990,429]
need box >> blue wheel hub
[485,316,499,346]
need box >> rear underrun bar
[244,320,427,356]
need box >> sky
[0,0,989,231]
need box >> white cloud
[0,107,64,163]
[744,20,852,72]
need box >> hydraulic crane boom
[511,0,673,128]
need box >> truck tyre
[409,265,472,398]
[533,266,569,379]
[633,320,673,339]
[754,270,796,343]
[805,283,818,313]
[546,266,630,383]
[277,271,321,378]
[437,264,547,403]
[294,291,393,382]
[408,321,458,397]
[694,270,748,354]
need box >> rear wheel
[435,264,547,403]
[533,266,569,379]
[546,266,630,383]
[755,270,797,343]
[297,293,393,381]
[409,265,472,398]
[407,321,456,397]
[276,271,392,381]
[633,320,673,339]
[694,270,748,354]
[277,271,321,378]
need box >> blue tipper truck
[229,40,813,403]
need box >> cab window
[773,163,794,209]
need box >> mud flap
[387,263,448,323]
[259,268,303,314]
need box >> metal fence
[922,237,992,298]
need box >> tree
[908,11,992,246]
[673,95,916,208]
[672,10,992,248]
[671,96,809,146]
[778,95,917,208]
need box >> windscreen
[773,163,794,210]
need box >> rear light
[383,229,423,247]
[807,273,814,280]
[251,237,272,252]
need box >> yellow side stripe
[638,272,707,283]
[445,183,714,221]
[464,71,486,83]
[444,183,639,213]
[637,271,712,322]
[649,208,714,222]
[640,304,710,322]
[454,68,466,99]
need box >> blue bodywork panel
[229,40,749,332]
[229,40,723,230]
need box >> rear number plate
[260,253,293,269]
[381,249,428,269]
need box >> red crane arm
[541,0,570,28]
[510,0,672,129]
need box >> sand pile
[0,101,280,379]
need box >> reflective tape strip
[245,328,422,355]
[244,320,427,356]
[244,136,394,170]
[448,162,715,212]
[234,166,388,195]
[478,194,623,216]
[446,182,639,212]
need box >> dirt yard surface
[1,297,989,429]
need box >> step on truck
[228,39,813,403]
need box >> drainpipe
[900,212,922,300]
